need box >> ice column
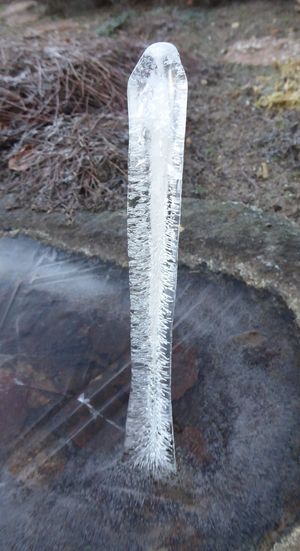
[124,43,187,476]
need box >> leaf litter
[0,34,139,216]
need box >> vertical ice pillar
[125,43,188,476]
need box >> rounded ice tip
[143,42,180,62]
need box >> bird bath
[0,40,299,551]
[0,233,299,551]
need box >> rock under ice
[125,42,188,475]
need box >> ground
[0,0,300,224]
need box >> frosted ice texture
[125,43,188,475]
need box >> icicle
[125,42,188,476]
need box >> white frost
[125,42,188,476]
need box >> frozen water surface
[0,235,299,550]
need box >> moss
[256,62,300,111]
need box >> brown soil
[0,0,299,224]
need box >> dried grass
[0,35,139,215]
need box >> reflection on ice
[0,235,299,550]
[0,235,118,302]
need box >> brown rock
[178,426,211,465]
[172,344,199,401]
[0,368,29,447]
